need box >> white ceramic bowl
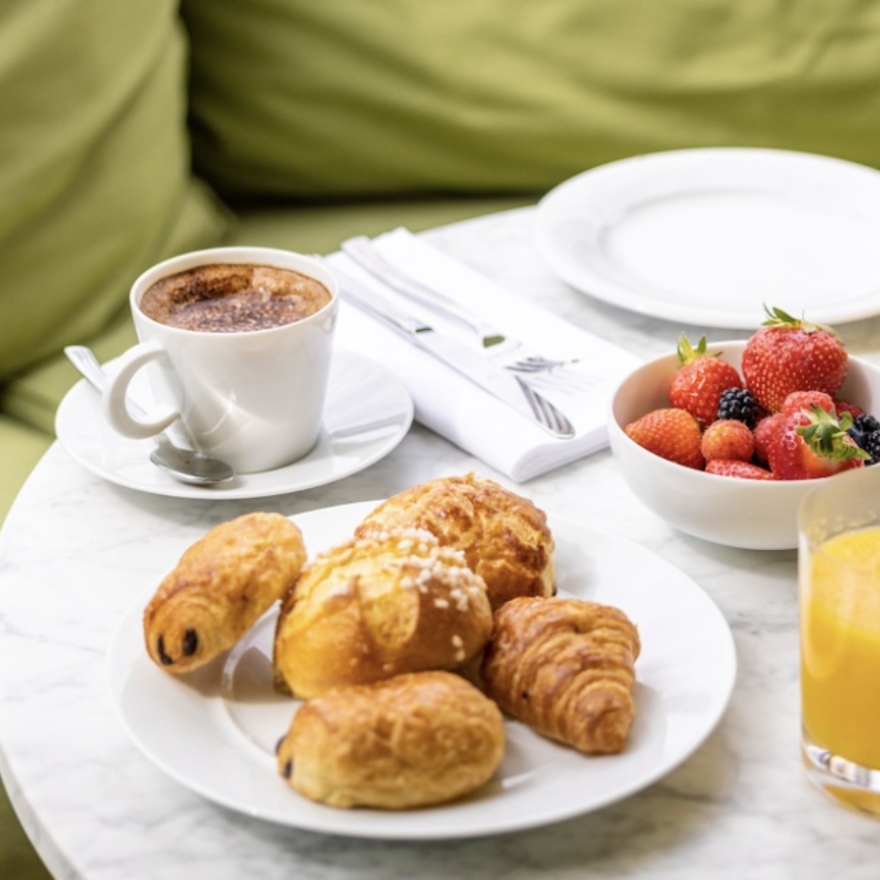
[607,340,880,550]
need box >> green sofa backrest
[0,0,229,380]
[181,0,880,199]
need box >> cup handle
[102,340,180,439]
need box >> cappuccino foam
[140,263,332,333]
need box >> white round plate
[55,351,413,500]
[107,501,737,840]
[535,148,880,328]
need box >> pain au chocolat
[354,473,556,610]
[273,528,493,699]
[277,671,505,809]
[144,512,307,674]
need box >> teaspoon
[64,345,236,486]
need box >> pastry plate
[106,501,737,840]
[535,147,880,328]
[55,350,413,499]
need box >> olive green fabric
[181,0,880,201]
[0,416,52,526]
[0,776,51,880]
[2,306,139,439]
[0,0,231,381]
[1,195,533,437]
[226,195,535,255]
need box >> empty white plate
[535,148,880,328]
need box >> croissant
[355,473,556,610]
[273,528,493,699]
[277,671,505,809]
[481,596,640,754]
[144,512,307,674]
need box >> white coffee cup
[103,246,338,474]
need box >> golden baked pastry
[481,596,640,754]
[273,528,492,698]
[355,473,555,610]
[144,512,307,674]
[277,671,505,809]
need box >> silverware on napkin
[341,235,581,376]
[332,266,576,439]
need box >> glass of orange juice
[799,466,880,816]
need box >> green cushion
[1,195,533,436]
[0,0,231,381]
[0,415,52,527]
[181,0,880,200]
[226,195,534,253]
[2,307,139,437]
[0,783,51,880]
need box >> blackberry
[854,413,880,435]
[848,413,880,450]
[716,387,760,429]
[862,429,880,465]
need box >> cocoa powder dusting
[140,263,331,333]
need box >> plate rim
[106,501,738,840]
[55,350,414,500]
[535,146,880,328]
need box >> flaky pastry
[144,512,307,674]
[277,671,505,809]
[273,528,493,699]
[354,473,555,609]
[481,596,640,754]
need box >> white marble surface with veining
[3,206,880,880]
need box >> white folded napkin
[327,228,640,482]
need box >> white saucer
[535,148,880,328]
[107,502,737,840]
[55,350,413,499]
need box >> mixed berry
[624,306,876,480]
[716,387,761,429]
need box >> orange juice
[801,524,880,770]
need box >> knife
[340,235,584,382]
[341,235,507,348]
[332,264,576,439]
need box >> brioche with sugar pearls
[277,671,505,809]
[273,528,493,699]
[355,473,556,610]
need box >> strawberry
[668,334,742,427]
[706,459,775,480]
[700,419,755,462]
[766,404,868,480]
[753,413,786,464]
[834,399,865,421]
[781,390,835,417]
[741,306,848,413]
[624,408,705,469]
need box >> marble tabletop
[3,206,880,880]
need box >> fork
[340,236,582,377]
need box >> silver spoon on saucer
[64,345,236,486]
